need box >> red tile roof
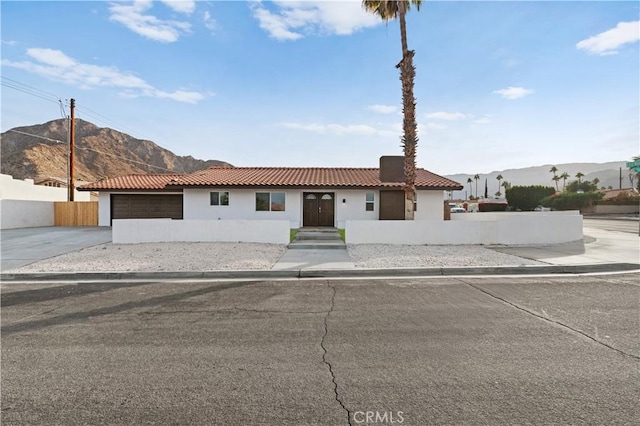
[79,168,462,191]
[78,174,183,190]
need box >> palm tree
[593,177,600,187]
[496,174,503,196]
[502,180,511,194]
[466,177,473,199]
[575,172,584,184]
[363,0,422,220]
[552,175,561,191]
[549,165,558,176]
[473,174,480,198]
[560,172,569,192]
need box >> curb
[1,263,638,282]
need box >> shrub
[565,180,598,193]
[505,186,556,211]
[540,192,603,211]
[478,202,508,212]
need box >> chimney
[379,156,404,183]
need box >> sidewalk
[1,226,638,281]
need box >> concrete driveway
[0,227,112,272]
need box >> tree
[496,174,503,197]
[502,180,511,193]
[575,172,584,184]
[505,185,556,211]
[552,175,561,192]
[593,177,600,187]
[473,174,480,198]
[549,165,558,176]
[466,177,473,199]
[363,0,422,220]
[566,180,598,193]
[560,172,569,192]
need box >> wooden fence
[54,201,99,226]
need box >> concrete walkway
[492,226,640,265]
[0,227,112,272]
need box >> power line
[5,129,65,144]
[4,129,176,174]
[1,76,61,99]
[1,80,60,104]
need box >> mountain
[446,161,632,199]
[0,119,232,182]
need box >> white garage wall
[346,211,583,245]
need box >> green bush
[540,192,603,211]
[565,180,598,193]
[505,186,556,211]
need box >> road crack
[458,279,640,361]
[321,282,352,426]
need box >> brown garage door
[111,194,183,223]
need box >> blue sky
[1,0,638,175]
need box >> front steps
[288,228,345,249]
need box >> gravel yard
[347,244,545,268]
[12,242,287,272]
[9,241,544,273]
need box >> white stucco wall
[415,190,446,220]
[0,174,90,201]
[183,188,381,228]
[0,200,54,229]
[112,219,290,244]
[346,211,583,245]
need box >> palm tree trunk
[397,4,418,220]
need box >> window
[256,192,285,211]
[365,192,374,211]
[210,191,229,206]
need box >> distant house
[79,156,463,228]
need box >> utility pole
[69,98,76,202]
[619,167,622,190]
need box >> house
[79,156,463,228]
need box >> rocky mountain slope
[1,119,232,181]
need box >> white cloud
[160,0,196,15]
[577,21,640,56]
[282,121,379,136]
[493,86,534,100]
[367,104,398,114]
[203,11,217,33]
[251,1,381,41]
[108,0,191,43]
[1,40,17,46]
[2,48,207,104]
[425,111,467,120]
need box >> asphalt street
[2,274,639,425]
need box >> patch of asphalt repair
[321,282,352,426]
[457,278,640,362]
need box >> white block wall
[0,174,90,201]
[0,200,54,229]
[0,174,91,229]
[346,211,583,245]
[112,219,290,244]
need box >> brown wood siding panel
[111,195,183,221]
[379,190,405,220]
[54,202,99,226]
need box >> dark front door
[303,192,334,227]
[379,190,405,220]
